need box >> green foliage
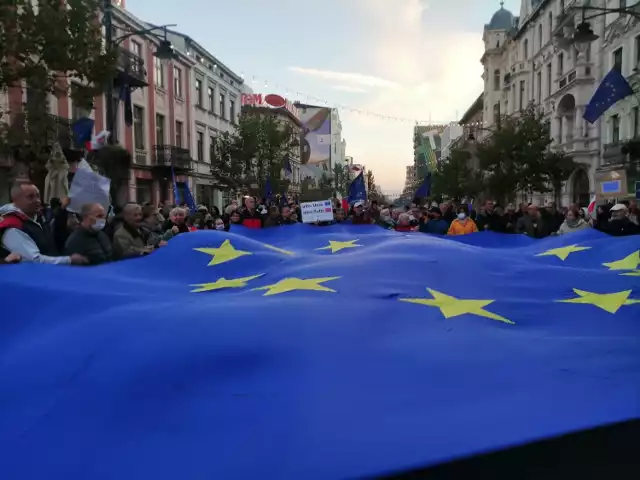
[432,148,481,201]
[475,103,577,203]
[332,163,349,197]
[210,113,295,197]
[0,0,117,174]
[365,169,375,193]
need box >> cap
[610,203,628,212]
[353,201,364,208]
[428,206,442,216]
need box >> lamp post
[102,0,176,144]
[556,1,640,53]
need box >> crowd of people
[0,181,638,266]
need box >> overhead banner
[299,106,332,183]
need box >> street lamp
[557,1,640,53]
[103,0,177,144]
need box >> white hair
[169,207,187,218]
[398,213,411,223]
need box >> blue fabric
[1,226,639,479]
[265,177,273,201]
[171,165,180,205]
[348,171,367,204]
[182,184,197,213]
[71,117,94,144]
[583,67,634,123]
[414,173,431,199]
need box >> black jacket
[65,227,113,265]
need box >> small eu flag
[583,67,634,124]
[414,173,432,199]
[348,171,367,204]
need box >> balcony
[151,145,193,171]
[115,47,147,88]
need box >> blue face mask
[92,219,106,231]
[457,213,467,220]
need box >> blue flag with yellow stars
[583,67,634,124]
[1,226,639,479]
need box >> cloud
[288,66,400,89]
[329,0,485,191]
[331,85,368,93]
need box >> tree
[432,149,482,201]
[475,103,576,203]
[331,163,349,197]
[365,169,375,193]
[210,113,295,197]
[0,0,118,181]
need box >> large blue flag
[583,67,634,124]
[1,227,639,479]
[414,172,431,199]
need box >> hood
[0,204,21,216]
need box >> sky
[126,0,521,193]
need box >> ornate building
[480,0,604,206]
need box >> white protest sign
[68,167,111,213]
[300,199,334,223]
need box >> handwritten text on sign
[300,200,334,223]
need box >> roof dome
[487,4,515,31]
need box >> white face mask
[215,224,225,231]
[92,219,106,231]
[457,213,467,221]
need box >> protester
[351,201,371,225]
[162,207,190,240]
[240,196,263,228]
[394,213,416,232]
[599,203,640,236]
[264,206,283,227]
[64,203,112,265]
[516,204,551,238]
[555,209,589,236]
[213,217,227,231]
[421,207,449,235]
[447,205,478,236]
[112,203,155,259]
[0,183,87,265]
[475,200,505,232]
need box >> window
[523,39,529,60]
[519,80,525,110]
[219,92,226,119]
[538,24,543,49]
[154,57,164,88]
[175,121,183,147]
[209,135,216,162]
[229,99,236,123]
[633,106,639,137]
[537,71,542,102]
[557,52,564,76]
[131,40,142,60]
[612,114,620,143]
[546,63,552,96]
[620,0,627,9]
[208,86,214,111]
[613,47,623,72]
[493,69,500,90]
[635,36,640,67]
[155,114,165,145]
[548,12,553,39]
[133,106,145,149]
[196,131,204,161]
[26,87,50,115]
[195,78,202,107]
[173,67,183,97]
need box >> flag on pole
[171,165,181,205]
[119,83,133,127]
[348,172,367,205]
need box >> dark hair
[457,205,469,215]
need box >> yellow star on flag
[535,244,591,261]
[557,289,636,314]
[262,243,295,256]
[190,274,264,293]
[316,239,362,253]
[622,270,640,277]
[252,277,340,296]
[602,250,640,271]
[194,239,251,266]
[399,288,514,324]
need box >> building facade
[597,4,640,201]
[480,0,604,206]
[440,123,464,160]
[165,30,244,208]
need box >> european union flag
[71,117,94,145]
[182,183,197,213]
[583,67,634,124]
[265,177,273,201]
[348,171,367,204]
[414,172,431,199]
[1,227,639,479]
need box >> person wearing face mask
[600,203,640,236]
[213,216,228,232]
[64,202,112,265]
[447,205,478,236]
